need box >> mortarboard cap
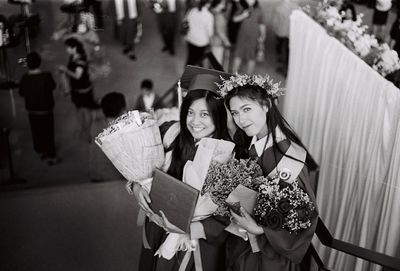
[180,65,231,95]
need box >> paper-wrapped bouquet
[95,110,165,191]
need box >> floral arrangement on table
[254,169,318,234]
[304,2,400,77]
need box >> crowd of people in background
[12,0,400,176]
[11,0,400,81]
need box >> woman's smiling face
[186,98,216,140]
[229,96,269,139]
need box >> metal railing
[303,217,400,271]
[303,155,400,271]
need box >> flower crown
[216,73,285,98]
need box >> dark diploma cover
[150,169,199,233]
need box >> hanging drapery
[283,10,400,271]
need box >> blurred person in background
[58,37,97,142]
[372,0,392,42]
[184,0,214,66]
[134,79,164,112]
[231,0,266,74]
[210,0,231,67]
[339,0,357,21]
[89,92,125,182]
[153,0,180,55]
[226,0,244,46]
[19,52,60,166]
[114,0,140,60]
[272,0,299,76]
[83,0,104,29]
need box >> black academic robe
[139,121,229,271]
[226,138,318,271]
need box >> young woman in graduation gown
[132,74,231,271]
[223,77,318,271]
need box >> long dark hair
[197,0,210,10]
[167,89,229,179]
[64,37,87,60]
[225,85,310,167]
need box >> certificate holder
[150,169,199,233]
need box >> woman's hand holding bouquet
[201,157,263,251]
[201,162,318,252]
[253,169,318,234]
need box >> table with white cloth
[283,10,400,271]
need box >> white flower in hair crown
[216,73,285,98]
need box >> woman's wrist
[132,182,142,192]
[249,224,264,235]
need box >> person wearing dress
[226,0,245,46]
[222,75,318,271]
[58,37,97,142]
[132,71,231,271]
[210,0,231,67]
[231,0,265,74]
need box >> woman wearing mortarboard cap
[133,66,233,271]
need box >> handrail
[312,217,400,270]
[303,155,400,270]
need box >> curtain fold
[284,10,400,271]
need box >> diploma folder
[150,169,199,233]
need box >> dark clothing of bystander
[19,72,57,159]
[19,72,56,112]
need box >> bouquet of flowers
[304,3,400,77]
[254,169,317,234]
[372,44,400,77]
[95,110,165,191]
[183,138,236,217]
[201,158,263,217]
[201,157,264,252]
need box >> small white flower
[217,74,284,98]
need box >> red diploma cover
[150,169,199,233]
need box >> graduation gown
[227,136,318,271]
[139,121,229,271]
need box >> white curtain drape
[283,10,400,271]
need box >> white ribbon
[155,233,196,260]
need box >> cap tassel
[177,80,183,109]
